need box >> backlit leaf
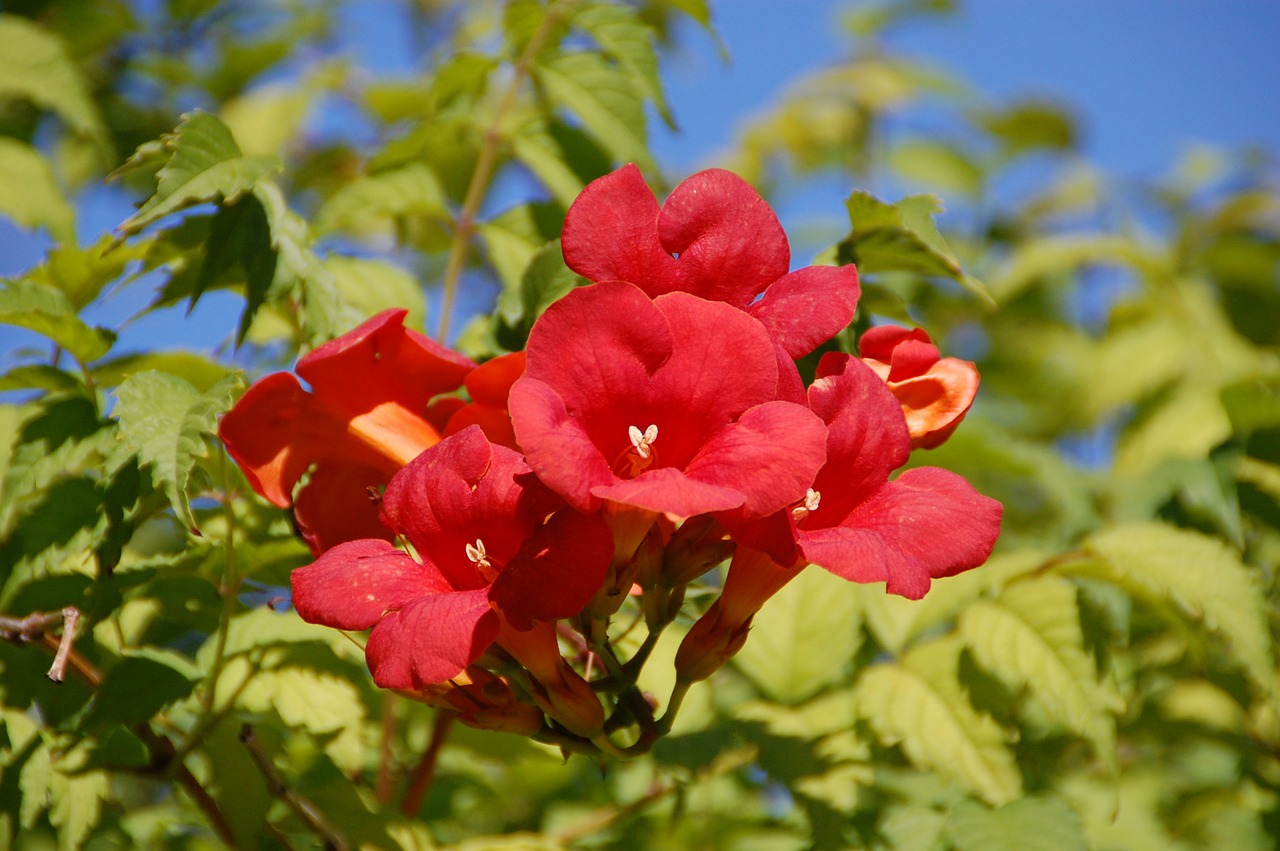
[536,50,653,170]
[0,15,108,152]
[113,370,242,534]
[1077,523,1273,694]
[946,796,1087,851]
[0,139,75,243]
[575,2,674,126]
[855,637,1021,805]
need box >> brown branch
[400,711,454,816]
[240,724,351,851]
[1,606,84,682]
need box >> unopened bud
[673,600,754,683]
[661,514,732,587]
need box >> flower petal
[509,377,616,513]
[562,163,680,294]
[747,264,861,358]
[799,467,1002,599]
[290,539,449,631]
[685,401,827,519]
[292,461,391,554]
[490,509,616,629]
[592,467,746,518]
[657,169,790,307]
[365,589,498,688]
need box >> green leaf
[118,110,280,235]
[839,191,992,304]
[0,278,115,364]
[0,15,109,153]
[855,636,1021,805]
[236,664,368,773]
[958,576,1121,769]
[325,255,427,331]
[79,648,200,731]
[92,351,231,393]
[888,138,983,198]
[946,797,1088,851]
[1077,523,1274,694]
[0,139,75,243]
[25,235,150,312]
[512,119,612,208]
[733,566,861,703]
[113,370,242,534]
[535,50,653,170]
[988,234,1163,303]
[313,162,448,237]
[1221,373,1280,434]
[192,193,278,342]
[575,2,674,126]
[978,100,1077,155]
[479,202,566,291]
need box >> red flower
[508,281,828,521]
[562,164,860,400]
[290,427,614,689]
[219,309,475,553]
[858,325,979,450]
[443,350,527,450]
[730,353,1000,600]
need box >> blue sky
[2,0,1278,357]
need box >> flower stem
[435,0,575,341]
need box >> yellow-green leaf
[0,139,75,243]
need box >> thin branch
[400,710,454,816]
[1,607,84,682]
[434,0,576,341]
[240,723,351,851]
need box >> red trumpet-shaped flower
[562,164,860,401]
[858,325,979,450]
[733,353,1000,600]
[443,349,527,451]
[508,281,828,522]
[218,309,475,553]
[289,426,614,689]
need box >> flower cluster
[219,165,1002,756]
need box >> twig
[240,723,351,851]
[377,692,397,803]
[400,710,454,816]
[434,0,576,341]
[1,607,83,682]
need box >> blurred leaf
[325,255,426,331]
[1077,523,1274,695]
[958,576,1120,769]
[313,162,448,237]
[25,235,150,312]
[79,649,199,731]
[92,351,230,392]
[888,138,983,197]
[978,100,1077,156]
[220,82,313,157]
[512,118,612,208]
[733,566,861,703]
[536,50,653,170]
[575,2,674,126]
[0,14,109,152]
[479,202,566,291]
[118,110,280,235]
[0,278,115,364]
[856,636,1021,805]
[1221,373,1280,434]
[946,796,1087,851]
[839,192,992,304]
[989,234,1162,303]
[113,370,241,534]
[0,139,75,243]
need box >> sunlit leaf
[0,139,75,244]
[1077,523,1274,694]
[118,110,280,235]
[0,15,109,153]
[0,279,115,364]
[855,636,1021,805]
[946,796,1087,851]
[575,2,674,126]
[535,50,653,170]
[113,370,242,534]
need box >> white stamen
[791,488,821,521]
[628,424,659,460]
[466,539,490,570]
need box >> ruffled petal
[685,401,827,519]
[657,169,790,307]
[365,589,498,688]
[290,539,449,631]
[806,354,911,519]
[510,377,616,513]
[562,163,680,295]
[889,357,980,449]
[490,509,616,629]
[799,467,1002,599]
[592,467,746,517]
[746,265,861,358]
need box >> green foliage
[0,1,1277,848]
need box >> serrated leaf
[958,576,1120,769]
[535,50,653,170]
[855,637,1021,805]
[1077,523,1274,694]
[575,2,674,126]
[113,371,241,533]
[0,279,115,363]
[0,15,109,153]
[118,110,280,235]
[733,565,861,703]
[840,191,992,304]
[946,797,1087,851]
[237,665,368,773]
[0,139,75,243]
